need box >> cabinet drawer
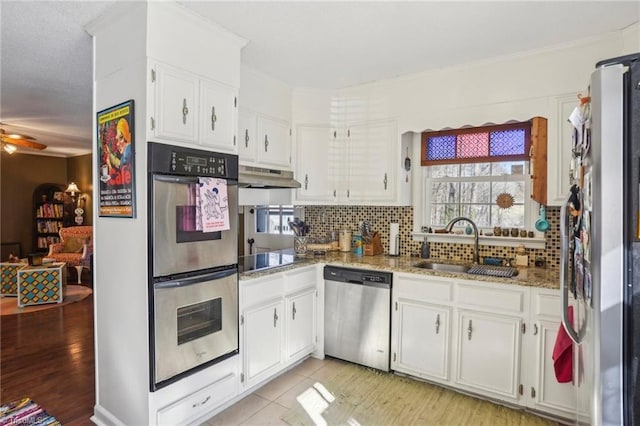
[284,265,317,294]
[394,274,453,304]
[456,282,525,314]
[157,372,236,425]
[533,290,561,319]
[241,274,284,307]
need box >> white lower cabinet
[392,273,453,383]
[285,288,316,361]
[455,310,522,401]
[391,272,573,420]
[240,265,318,390]
[525,288,577,418]
[393,300,450,382]
[243,298,284,387]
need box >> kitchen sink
[413,261,471,273]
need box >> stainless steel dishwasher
[324,265,392,371]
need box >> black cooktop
[239,248,300,273]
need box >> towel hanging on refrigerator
[552,306,574,383]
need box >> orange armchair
[46,226,93,284]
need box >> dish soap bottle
[421,238,430,259]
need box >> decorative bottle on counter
[421,238,430,259]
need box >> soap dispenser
[421,237,430,259]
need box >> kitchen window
[420,121,533,230]
[423,161,529,228]
[255,205,294,235]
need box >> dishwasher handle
[325,277,391,290]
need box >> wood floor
[0,293,95,425]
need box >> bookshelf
[33,183,72,253]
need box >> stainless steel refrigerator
[560,53,640,425]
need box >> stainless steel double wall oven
[148,142,238,390]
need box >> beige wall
[68,154,94,222]
[0,153,92,257]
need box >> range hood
[238,165,301,189]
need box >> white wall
[239,66,292,121]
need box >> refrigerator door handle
[560,191,581,344]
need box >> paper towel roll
[389,222,400,256]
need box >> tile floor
[202,357,333,425]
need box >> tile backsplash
[302,205,560,268]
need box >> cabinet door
[243,299,283,387]
[285,288,316,361]
[257,116,291,168]
[392,299,450,382]
[153,63,199,142]
[455,310,521,401]
[200,79,238,153]
[347,120,396,203]
[329,128,350,202]
[547,93,577,206]
[532,319,577,417]
[295,125,334,203]
[238,109,257,162]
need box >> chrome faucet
[444,216,480,264]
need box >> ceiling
[1,1,638,157]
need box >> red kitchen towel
[552,306,574,383]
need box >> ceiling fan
[0,126,47,154]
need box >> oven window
[177,298,222,345]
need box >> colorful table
[17,262,66,307]
[1,262,27,296]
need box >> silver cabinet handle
[383,173,388,190]
[347,189,350,198]
[304,174,309,190]
[182,98,189,125]
[467,319,473,340]
[264,135,269,152]
[245,129,249,148]
[292,302,296,320]
[531,387,536,398]
[211,106,217,131]
[435,314,441,334]
[533,324,538,335]
[192,396,211,408]
[273,307,279,327]
[333,189,336,197]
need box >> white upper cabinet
[238,67,293,169]
[150,61,238,153]
[152,63,199,143]
[295,125,334,203]
[347,120,397,203]
[238,109,257,162]
[547,93,577,206]
[199,79,238,153]
[257,115,291,168]
[293,119,409,205]
[237,108,291,169]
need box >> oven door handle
[153,175,238,185]
[153,175,200,185]
[154,268,237,289]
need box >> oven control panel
[148,142,238,180]
[171,151,226,177]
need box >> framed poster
[97,100,136,218]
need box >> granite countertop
[239,251,560,289]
